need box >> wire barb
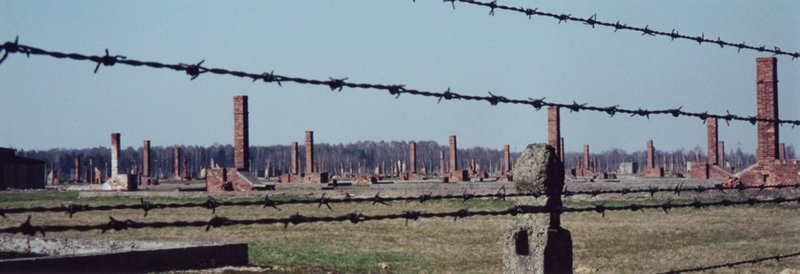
[433,0,799,58]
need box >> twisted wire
[1,39,797,126]
[434,0,800,59]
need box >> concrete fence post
[502,143,572,274]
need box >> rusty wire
[1,38,798,127]
[433,0,800,60]
[1,196,798,236]
[2,183,799,218]
[659,250,800,273]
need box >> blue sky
[1,0,798,154]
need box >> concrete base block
[0,235,248,273]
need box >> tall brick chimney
[290,142,299,175]
[548,107,561,159]
[74,156,81,181]
[449,135,458,172]
[779,143,786,160]
[756,57,779,163]
[646,140,655,169]
[174,147,181,179]
[582,145,590,170]
[234,96,250,171]
[718,141,726,167]
[143,140,151,177]
[305,131,314,175]
[439,150,446,175]
[110,133,121,177]
[503,144,511,173]
[559,137,565,163]
[409,141,417,174]
[707,117,719,165]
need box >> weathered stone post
[502,143,572,274]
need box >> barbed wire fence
[429,0,800,59]
[2,2,799,272]
[1,39,799,127]
[1,183,799,218]
[1,195,798,236]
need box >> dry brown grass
[1,192,800,273]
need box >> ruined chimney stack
[756,57,779,163]
[143,140,151,177]
[305,131,314,175]
[110,133,121,177]
[234,95,250,171]
[707,117,719,165]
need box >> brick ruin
[689,118,733,180]
[641,140,664,178]
[736,57,800,186]
[573,144,595,177]
[142,140,151,177]
[206,96,257,192]
[72,156,82,183]
[547,107,561,161]
[302,131,328,183]
[436,150,443,175]
[448,135,468,182]
[101,133,137,191]
[172,147,184,181]
[139,140,158,186]
[496,144,513,181]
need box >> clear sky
[1,1,798,154]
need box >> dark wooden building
[0,147,45,190]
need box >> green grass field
[1,191,799,273]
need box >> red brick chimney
[756,57,779,163]
[234,96,250,171]
[707,117,718,165]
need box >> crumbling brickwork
[707,117,718,165]
[206,168,255,192]
[234,96,250,171]
[110,133,121,177]
[102,133,137,191]
[173,147,182,180]
[305,131,314,175]
[780,143,786,160]
[409,141,417,174]
[641,140,663,178]
[547,107,561,160]
[503,144,511,173]
[73,156,81,182]
[756,57,779,163]
[290,142,299,175]
[738,57,798,186]
[646,140,655,170]
[439,150,446,175]
[449,135,458,172]
[143,140,151,177]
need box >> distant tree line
[14,142,793,180]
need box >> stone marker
[502,143,572,274]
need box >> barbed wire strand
[2,183,798,218]
[1,196,798,236]
[1,38,798,127]
[433,0,800,60]
[659,250,800,273]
